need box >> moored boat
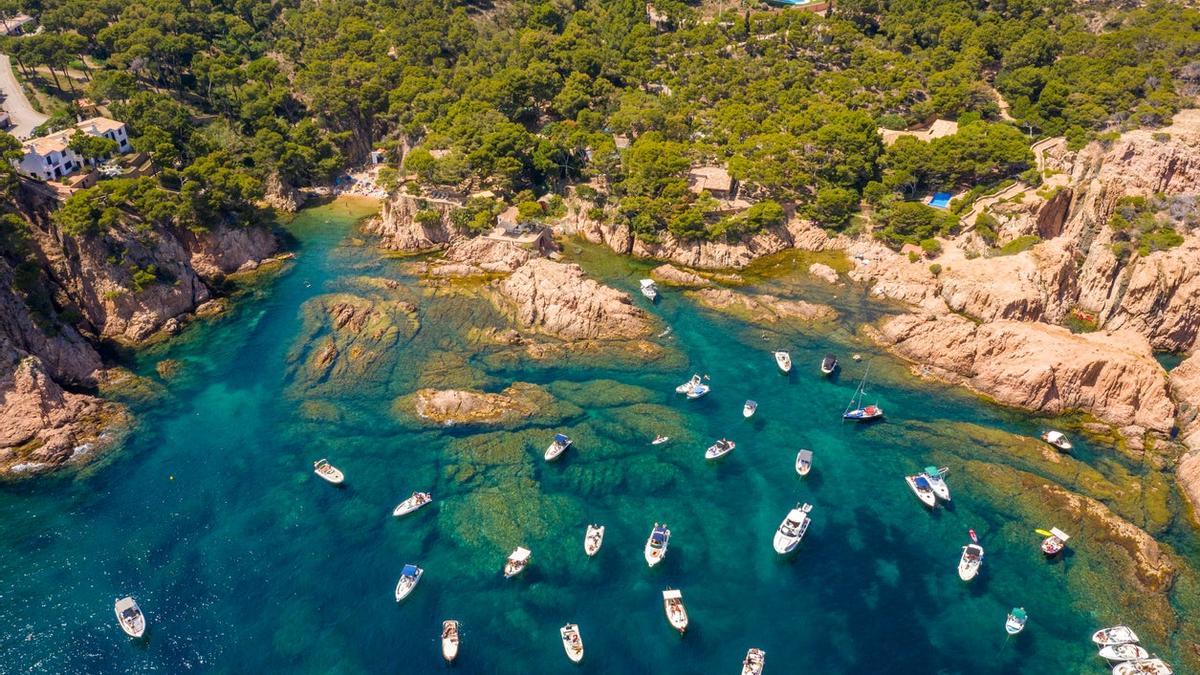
[1099,644,1151,663]
[774,351,792,373]
[560,623,584,663]
[114,597,146,638]
[905,474,937,508]
[394,564,423,601]
[743,400,757,418]
[923,466,951,501]
[1112,658,1173,675]
[795,449,813,476]
[772,503,813,554]
[741,647,766,675]
[504,547,532,578]
[441,620,460,662]
[843,365,883,421]
[1093,626,1139,646]
[545,433,573,461]
[312,459,344,484]
[584,524,605,557]
[958,543,984,581]
[640,278,659,301]
[662,588,689,634]
[821,353,838,375]
[1005,607,1028,635]
[705,438,736,460]
[652,434,670,445]
[393,491,432,517]
[1041,430,1073,451]
[644,523,670,567]
[1040,527,1071,556]
[686,380,711,399]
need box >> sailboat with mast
[843,364,884,421]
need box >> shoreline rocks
[405,383,556,425]
[650,264,712,288]
[686,287,836,325]
[493,259,652,341]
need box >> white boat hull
[395,569,423,601]
[442,621,460,662]
[584,525,604,557]
[560,625,584,663]
[393,493,432,517]
[795,451,812,476]
[1093,626,1140,646]
[958,546,983,581]
[1099,644,1151,662]
[114,597,146,638]
[741,648,766,675]
[705,442,735,460]
[743,404,756,418]
[774,352,791,373]
[905,476,937,508]
[662,591,688,633]
[773,533,800,554]
[1112,658,1173,675]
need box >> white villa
[14,117,132,182]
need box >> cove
[1,198,1197,674]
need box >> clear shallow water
[1,199,1196,674]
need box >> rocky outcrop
[178,224,280,279]
[493,259,652,340]
[1173,354,1200,522]
[0,257,101,385]
[427,237,533,277]
[808,262,839,284]
[578,218,633,254]
[937,241,1076,322]
[875,314,1175,433]
[650,264,712,287]
[366,192,456,252]
[631,225,794,270]
[686,287,836,324]
[263,172,307,213]
[406,383,553,425]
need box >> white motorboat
[686,380,711,399]
[774,351,792,373]
[820,353,838,375]
[560,623,584,663]
[795,449,813,476]
[675,374,702,394]
[652,435,670,445]
[1112,658,1174,675]
[114,597,146,638]
[741,647,766,675]
[1041,430,1073,451]
[958,543,984,581]
[584,524,605,557]
[644,523,670,567]
[1040,527,1071,556]
[923,466,951,501]
[743,400,757,418]
[1093,626,1140,646]
[545,433,572,461]
[393,491,432,517]
[705,439,736,460]
[441,620,460,662]
[504,547,531,578]
[640,279,659,301]
[394,564,423,601]
[905,474,937,508]
[1100,644,1151,662]
[312,459,344,485]
[1005,607,1027,635]
[662,588,688,634]
[772,503,813,554]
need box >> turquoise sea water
[2,199,1197,674]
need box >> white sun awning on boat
[640,279,655,287]
[1050,527,1070,541]
[510,547,531,561]
[663,589,682,600]
[1046,431,1065,443]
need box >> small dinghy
[774,351,792,373]
[1093,626,1140,646]
[504,547,531,578]
[114,597,146,638]
[923,466,951,501]
[394,564,423,601]
[545,433,572,461]
[1100,644,1152,663]
[958,543,984,581]
[820,353,838,375]
[675,374,702,394]
[644,523,670,567]
[1005,607,1028,635]
[1040,527,1071,556]
[441,620,460,662]
[772,503,813,554]
[795,449,813,476]
[705,438,736,460]
[652,434,670,445]
[662,588,689,634]
[640,279,659,301]
[741,647,766,675]
[584,524,605,557]
[312,459,344,485]
[560,624,584,663]
[393,491,432,517]
[1041,430,1073,451]
[686,380,710,399]
[1112,658,1174,675]
[743,400,758,418]
[905,474,937,508]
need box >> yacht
[774,351,792,373]
[393,491,432,517]
[584,524,605,557]
[705,439,736,460]
[741,648,766,675]
[1093,626,1140,646]
[958,543,984,581]
[113,597,146,638]
[772,503,813,554]
[795,449,813,476]
[312,459,344,485]
[923,466,951,501]
[560,624,584,663]
[644,523,670,567]
[905,474,937,508]
[504,547,531,578]
[662,588,689,634]
[843,365,883,421]
[640,279,659,301]
[545,433,572,461]
[441,620,460,662]
[394,564,423,601]
[675,374,702,394]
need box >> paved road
[0,53,48,139]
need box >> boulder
[808,262,839,284]
[407,383,553,425]
[650,264,712,288]
[494,259,652,340]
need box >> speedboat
[662,588,689,634]
[958,544,984,581]
[393,491,432,517]
[1040,527,1070,556]
[1112,658,1174,675]
[1093,626,1140,646]
[774,351,792,373]
[545,433,572,461]
[905,474,937,508]
[313,459,344,484]
[644,523,670,567]
[1041,430,1073,451]
[652,435,670,445]
[795,449,813,476]
[441,620,460,662]
[772,503,813,554]
[741,647,766,675]
[923,466,951,501]
[560,623,584,663]
[743,400,757,418]
[1005,607,1027,635]
[584,524,605,557]
[640,279,658,301]
[394,564,423,601]
[821,353,838,375]
[705,439,736,460]
[686,380,711,399]
[675,374,702,394]
[1100,644,1151,662]
[504,547,531,578]
[114,597,146,638]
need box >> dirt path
[0,53,48,139]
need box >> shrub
[414,209,442,227]
[974,212,999,245]
[1152,132,1171,143]
[996,234,1040,256]
[929,263,942,276]
[130,264,159,293]
[919,238,942,255]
